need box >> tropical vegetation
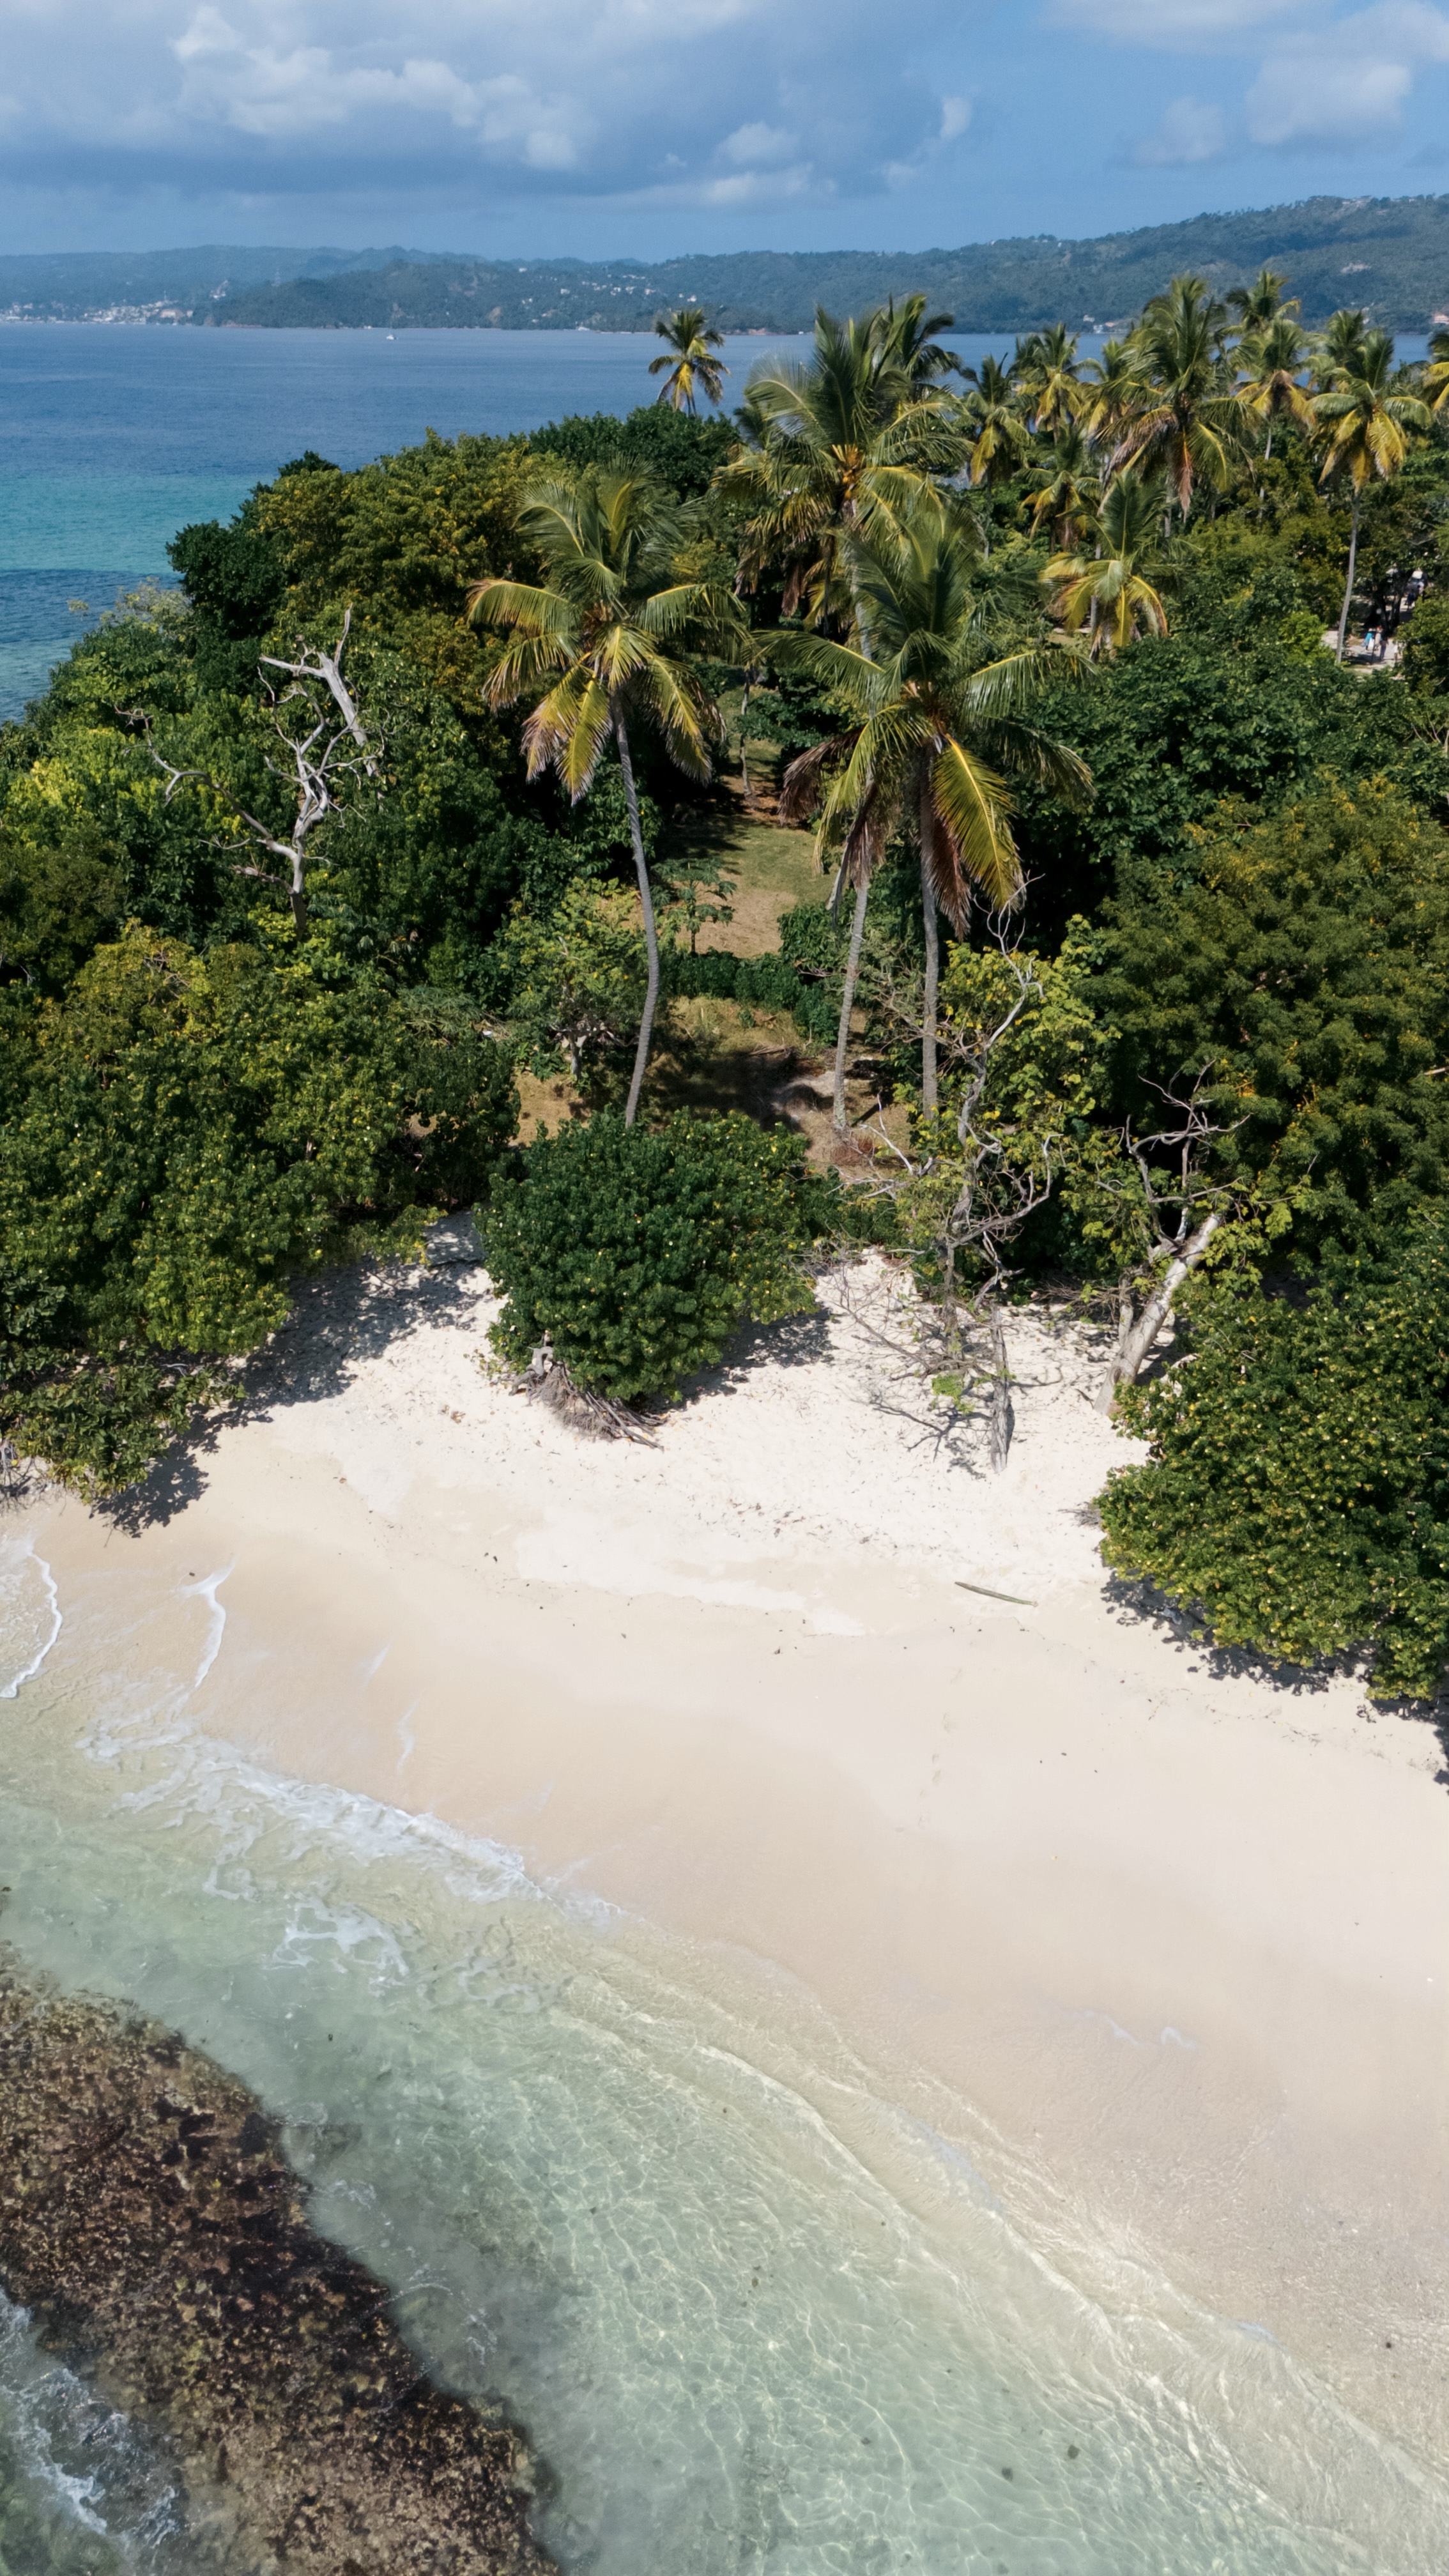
[2,263,1448,1699]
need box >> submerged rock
[0,1956,556,2574]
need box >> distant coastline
[1,190,1447,332]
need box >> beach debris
[955,1579,1037,1606]
[508,1337,660,1446]
[0,1956,555,2575]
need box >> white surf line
[0,1540,63,1699]
[179,1565,234,1690]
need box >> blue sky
[3,1,1448,256]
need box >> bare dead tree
[130,612,381,940]
[840,928,1060,1472]
[1094,1074,1243,1414]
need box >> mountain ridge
[3,195,1447,332]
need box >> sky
[2,0,1448,257]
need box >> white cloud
[718,121,799,166]
[1133,93,1229,158]
[0,0,965,212]
[1246,1,1449,140]
[1050,0,1303,43]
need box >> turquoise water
[1,1533,1444,2573]
[0,322,819,718]
[0,319,1434,723]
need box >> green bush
[1098,1223,1449,1701]
[481,1111,829,1401]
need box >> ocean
[0,323,823,720]
[1,1532,1444,2575]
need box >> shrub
[481,1111,828,1401]
[1098,1222,1449,1701]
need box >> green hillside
[206,195,1449,335]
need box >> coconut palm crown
[723,304,954,623]
[468,468,747,1119]
[1314,330,1431,661]
[648,306,730,414]
[1045,473,1172,657]
[1114,276,1246,518]
[769,502,1091,1116]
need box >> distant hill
[206,197,1449,335]
[0,245,454,323]
[4,195,1446,334]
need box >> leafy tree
[1015,323,1084,438]
[873,293,962,392]
[469,466,746,1122]
[1403,593,1449,697]
[648,307,730,414]
[167,512,287,694]
[1425,325,1449,416]
[1098,1222,1449,1702]
[0,926,516,1492]
[491,884,645,1084]
[1098,786,1449,1254]
[529,406,733,498]
[482,1110,828,1401]
[0,824,123,992]
[1313,328,1430,659]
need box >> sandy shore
[12,1234,1449,2474]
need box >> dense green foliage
[482,1113,827,1400]
[0,928,516,1492]
[2,266,1448,1725]
[1099,1224,1449,1701]
[1099,788,1449,1250]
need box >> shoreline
[8,1241,1449,2485]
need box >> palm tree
[1237,313,1314,461]
[1016,323,1084,439]
[873,293,962,391]
[956,353,1030,493]
[1227,268,1298,337]
[1313,306,1370,388]
[1023,419,1098,550]
[1114,275,1246,521]
[1080,339,1142,471]
[1423,325,1449,415]
[469,468,746,1121]
[1044,473,1171,657]
[648,307,730,414]
[1313,330,1431,662]
[772,503,1091,1123]
[721,305,951,624]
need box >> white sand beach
[16,1235,1449,2476]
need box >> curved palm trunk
[1335,487,1363,665]
[615,705,660,1128]
[832,877,871,1135]
[919,787,940,1116]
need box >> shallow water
[0,1531,1441,2574]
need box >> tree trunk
[290,850,307,942]
[616,707,659,1129]
[1096,1210,1223,1413]
[832,876,870,1135]
[1335,487,1361,666]
[985,1303,1013,1473]
[921,832,940,1118]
